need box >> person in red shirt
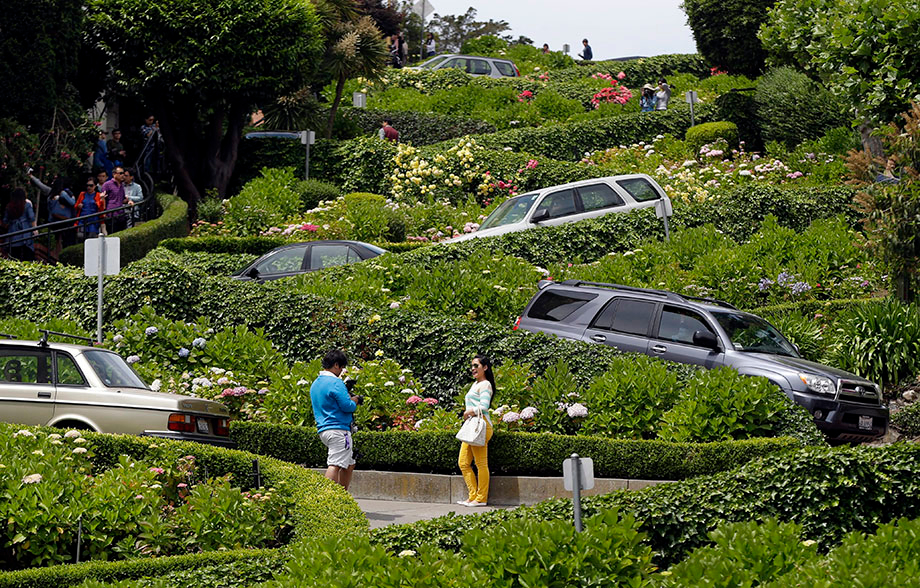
[378,119,399,143]
[74,177,106,239]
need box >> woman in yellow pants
[458,354,495,507]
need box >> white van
[447,174,672,243]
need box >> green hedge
[159,236,427,257]
[468,104,714,161]
[59,193,189,266]
[684,121,739,153]
[340,108,496,145]
[231,421,801,479]
[0,425,367,588]
[369,443,920,566]
[754,298,876,318]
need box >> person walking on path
[75,176,105,239]
[640,84,657,111]
[578,39,593,61]
[457,354,496,507]
[310,349,363,491]
[378,119,399,142]
[100,167,128,234]
[1,188,37,261]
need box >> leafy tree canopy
[428,7,511,54]
[86,0,324,205]
[681,0,776,78]
[760,0,920,125]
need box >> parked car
[446,174,672,243]
[412,54,519,78]
[0,335,234,446]
[516,280,889,442]
[232,240,386,282]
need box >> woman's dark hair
[475,354,497,402]
[6,188,27,219]
[322,349,348,370]
[49,177,65,198]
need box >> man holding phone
[310,349,363,490]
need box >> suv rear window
[617,178,661,202]
[527,291,597,322]
[494,62,516,76]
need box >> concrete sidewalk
[357,498,515,529]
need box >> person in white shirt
[123,168,145,226]
[457,354,496,507]
[655,78,672,111]
[424,32,436,58]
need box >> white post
[571,453,583,532]
[96,235,105,344]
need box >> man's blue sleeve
[332,382,357,413]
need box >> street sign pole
[564,453,594,532]
[572,454,583,532]
[96,235,105,344]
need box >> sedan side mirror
[531,209,549,223]
[246,267,260,280]
[692,330,720,350]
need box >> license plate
[196,418,210,434]
[858,415,873,430]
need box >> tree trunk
[326,73,346,139]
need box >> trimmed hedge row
[230,421,801,480]
[370,443,920,567]
[466,104,714,161]
[340,108,496,145]
[59,193,189,266]
[159,236,427,256]
[0,425,367,588]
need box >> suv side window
[470,59,491,75]
[578,183,625,212]
[657,306,716,345]
[534,189,577,219]
[528,291,597,322]
[0,349,51,384]
[609,299,656,336]
[617,178,661,202]
[56,353,86,386]
[494,61,515,76]
[442,58,465,71]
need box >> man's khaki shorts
[319,429,355,468]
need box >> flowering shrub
[389,138,488,205]
[0,427,292,569]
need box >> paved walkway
[357,498,515,529]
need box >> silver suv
[414,54,519,77]
[0,334,234,446]
[516,281,888,441]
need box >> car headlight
[799,373,835,395]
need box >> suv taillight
[215,418,230,436]
[513,316,521,330]
[514,65,520,76]
[168,413,196,433]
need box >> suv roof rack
[559,280,737,310]
[37,329,95,348]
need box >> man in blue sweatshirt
[311,349,361,490]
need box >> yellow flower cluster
[389,138,487,203]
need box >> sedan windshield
[419,56,449,69]
[710,311,798,357]
[84,350,149,389]
[478,193,540,230]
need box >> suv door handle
[651,344,667,353]
[591,334,607,342]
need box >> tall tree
[428,8,511,54]
[681,0,776,77]
[357,0,404,36]
[85,0,323,209]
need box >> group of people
[93,116,163,179]
[641,78,672,111]
[0,164,145,261]
[311,350,496,507]
[389,32,437,68]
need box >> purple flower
[790,281,812,295]
[144,327,158,336]
[192,337,206,349]
[502,411,520,423]
[126,355,140,364]
[520,406,538,419]
[178,348,190,359]
[776,272,793,286]
[758,278,774,291]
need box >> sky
[417,0,698,60]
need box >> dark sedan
[232,240,386,282]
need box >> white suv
[447,174,673,243]
[414,54,519,78]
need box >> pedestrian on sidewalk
[310,349,363,491]
[457,354,495,507]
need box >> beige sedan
[0,339,233,447]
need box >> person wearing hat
[640,84,657,111]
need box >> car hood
[742,352,875,383]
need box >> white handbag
[456,407,487,446]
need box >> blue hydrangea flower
[758,278,774,291]
[126,355,140,364]
[790,282,812,296]
[192,337,207,349]
[178,348,190,359]
[144,326,158,336]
